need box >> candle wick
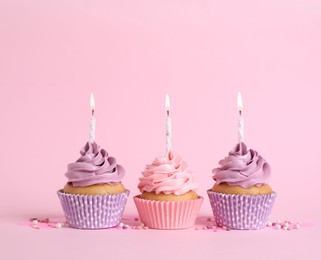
[167,110,170,117]
[92,109,95,116]
[239,110,242,117]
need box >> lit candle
[165,94,172,153]
[90,93,96,143]
[237,91,244,143]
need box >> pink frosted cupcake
[57,141,130,229]
[134,151,203,229]
[207,142,276,230]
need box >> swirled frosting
[138,151,199,195]
[65,142,125,187]
[212,142,271,188]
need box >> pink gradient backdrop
[0,0,320,259]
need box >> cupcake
[134,151,203,229]
[57,141,130,229]
[207,142,276,230]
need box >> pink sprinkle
[207,218,212,222]
[275,224,281,230]
[134,218,139,221]
[222,226,227,230]
[143,226,149,230]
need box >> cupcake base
[134,195,203,230]
[207,190,276,230]
[57,190,130,229]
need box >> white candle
[165,94,172,153]
[90,93,96,143]
[238,91,244,143]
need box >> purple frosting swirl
[212,142,271,188]
[65,142,125,187]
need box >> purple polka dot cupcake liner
[57,190,130,229]
[207,190,276,230]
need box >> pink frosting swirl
[138,151,199,195]
[212,142,271,188]
[65,142,125,187]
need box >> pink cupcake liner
[207,190,276,230]
[57,190,130,229]
[133,196,203,230]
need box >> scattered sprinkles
[267,220,302,231]
[23,217,304,232]
[27,218,67,229]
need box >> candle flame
[90,93,95,109]
[237,91,243,112]
[165,94,170,111]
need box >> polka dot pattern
[207,191,276,230]
[57,190,130,229]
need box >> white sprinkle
[55,223,63,228]
[32,220,38,225]
[294,223,301,229]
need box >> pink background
[1,0,320,259]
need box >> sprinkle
[207,218,212,222]
[275,224,281,230]
[55,223,62,228]
[222,226,227,230]
[294,223,301,229]
[122,224,129,229]
[134,218,139,221]
[266,222,272,227]
[32,219,38,225]
[119,223,124,228]
[281,223,289,229]
[143,226,149,230]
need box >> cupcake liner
[57,190,130,229]
[133,196,203,230]
[207,190,276,230]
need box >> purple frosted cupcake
[57,141,129,229]
[207,142,276,230]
